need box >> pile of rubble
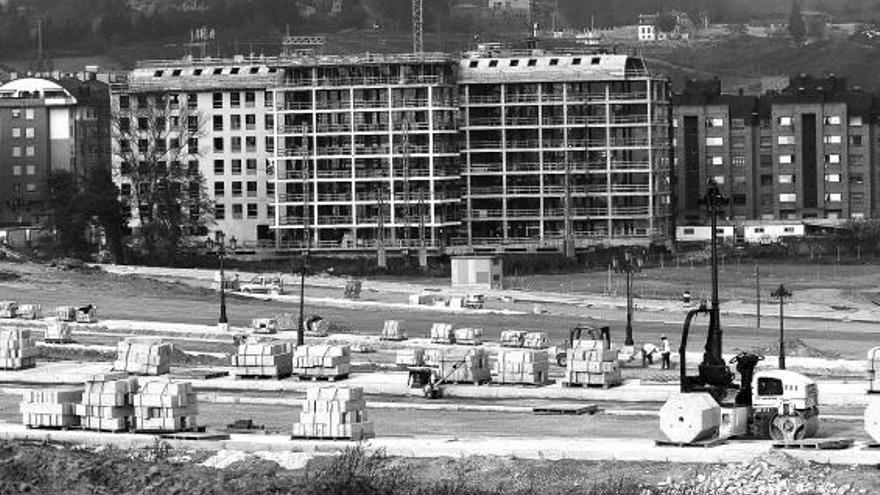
[655,451,859,495]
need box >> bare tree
[112,92,212,263]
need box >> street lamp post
[207,231,235,330]
[699,179,730,384]
[613,250,643,348]
[771,284,792,370]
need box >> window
[266,182,275,196]
[231,159,242,174]
[778,116,792,126]
[213,137,224,152]
[247,204,258,218]
[25,128,34,139]
[214,159,225,175]
[245,136,257,152]
[246,159,257,175]
[732,156,745,167]
[779,155,793,164]
[25,146,34,157]
[760,175,773,186]
[706,137,723,146]
[215,204,225,220]
[528,59,537,66]
[710,156,723,166]
[230,115,241,130]
[823,115,841,125]
[823,135,842,144]
[778,174,794,184]
[25,108,34,120]
[247,182,257,197]
[188,138,199,154]
[213,68,223,75]
[850,135,863,147]
[572,58,581,65]
[760,154,772,167]
[731,136,745,149]
[265,114,274,131]
[214,181,225,196]
[850,174,864,184]
[731,118,745,128]
[707,118,724,127]
[778,135,795,145]
[25,165,35,175]
[852,193,865,205]
[12,165,21,176]
[245,114,256,130]
[230,67,240,75]
[230,92,240,108]
[25,183,36,193]
[850,155,864,166]
[231,182,242,197]
[779,193,796,202]
[826,193,842,202]
[213,92,223,109]
[850,116,863,127]
[549,58,559,66]
[264,91,274,108]
[11,128,21,138]
[231,137,242,153]
[187,116,198,132]
[469,61,478,68]
[759,136,772,149]
[713,176,725,184]
[245,91,255,107]
[213,115,223,131]
[590,57,600,65]
[187,93,197,109]
[825,174,840,183]
[488,60,498,67]
[267,205,275,218]
[266,136,275,153]
[825,154,840,164]
[733,194,747,205]
[232,204,243,219]
[118,96,129,109]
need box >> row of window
[467,56,604,69]
[213,181,273,197]
[678,115,865,128]
[11,146,36,157]
[213,136,261,153]
[775,193,844,203]
[213,158,268,175]
[212,91,273,110]
[212,114,273,132]
[153,66,277,78]
[10,128,35,139]
[10,108,35,120]
[10,183,37,193]
[11,165,36,176]
[214,203,274,220]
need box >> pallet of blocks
[293,345,351,380]
[562,340,622,388]
[423,348,443,367]
[54,305,77,322]
[44,319,72,343]
[251,318,277,334]
[76,372,137,432]
[380,320,407,341]
[523,332,549,349]
[0,301,17,318]
[500,330,527,347]
[292,386,374,440]
[454,327,483,346]
[492,349,550,385]
[395,347,425,367]
[21,388,82,429]
[76,304,98,323]
[113,337,173,375]
[16,304,42,320]
[0,328,36,370]
[231,340,293,378]
[430,322,454,344]
[434,348,491,385]
[132,379,198,432]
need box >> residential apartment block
[0,78,81,226]
[673,76,875,227]
[458,51,672,250]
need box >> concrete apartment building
[457,50,672,251]
[116,58,280,246]
[0,78,80,226]
[269,53,460,251]
[673,76,875,228]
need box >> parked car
[239,275,284,295]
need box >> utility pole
[771,284,792,370]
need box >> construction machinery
[406,350,477,399]
[555,324,610,367]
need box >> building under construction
[457,49,672,252]
[270,53,460,251]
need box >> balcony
[317,193,352,202]
[315,169,351,179]
[466,95,502,105]
[283,75,443,87]
[315,146,352,156]
[355,168,390,178]
[505,93,540,104]
[317,216,353,225]
[353,99,389,109]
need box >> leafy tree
[112,93,212,264]
[656,13,678,33]
[46,171,90,257]
[789,0,806,42]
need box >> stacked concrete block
[76,305,98,323]
[54,306,78,322]
[562,340,622,388]
[395,348,425,367]
[133,379,198,432]
[231,340,293,378]
[434,348,491,384]
[76,372,138,432]
[500,330,526,347]
[454,327,483,346]
[380,320,407,341]
[44,319,72,343]
[113,337,173,375]
[16,304,42,320]
[251,318,277,334]
[0,328,36,370]
[430,323,454,344]
[523,332,549,349]
[492,349,550,385]
[0,301,18,318]
[21,388,82,428]
[292,386,374,440]
[293,345,351,380]
[423,348,443,367]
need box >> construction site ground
[2,259,880,492]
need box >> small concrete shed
[451,256,503,291]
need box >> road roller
[659,302,820,444]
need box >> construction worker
[660,335,672,370]
[642,342,658,366]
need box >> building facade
[270,53,460,251]
[672,76,876,228]
[0,78,79,226]
[457,50,672,250]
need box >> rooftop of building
[458,51,653,84]
[0,77,77,106]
